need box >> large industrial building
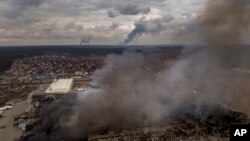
[45,79,73,94]
[30,79,74,101]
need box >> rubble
[14,94,64,132]
[87,105,249,141]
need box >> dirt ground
[0,101,28,141]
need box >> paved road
[0,101,28,141]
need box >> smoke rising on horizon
[123,16,174,44]
[22,0,250,141]
[80,35,91,45]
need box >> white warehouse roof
[45,79,73,94]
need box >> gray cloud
[3,0,46,19]
[43,23,57,34]
[107,9,119,18]
[118,4,151,15]
[0,0,215,45]
[10,0,45,7]
[64,21,83,31]
[107,4,151,18]
[109,23,120,30]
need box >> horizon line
[0,44,184,47]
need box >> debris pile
[14,95,57,132]
[88,104,249,141]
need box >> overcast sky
[0,0,206,45]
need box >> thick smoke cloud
[21,0,250,140]
[187,0,250,111]
[198,0,250,67]
[124,15,174,44]
[24,50,250,141]
[24,52,213,141]
[199,0,250,45]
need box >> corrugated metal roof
[45,79,73,94]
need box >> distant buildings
[0,54,103,108]
[4,54,103,85]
